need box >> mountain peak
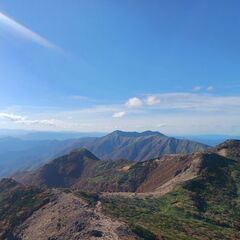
[21,148,100,188]
[71,147,93,154]
[109,130,166,138]
[212,139,240,161]
[217,139,240,149]
[70,147,99,161]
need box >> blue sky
[0,0,240,134]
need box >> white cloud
[157,123,167,128]
[126,92,239,112]
[0,113,25,122]
[16,119,59,127]
[1,92,240,134]
[0,112,60,127]
[48,93,240,133]
[126,97,143,108]
[193,86,202,91]
[144,92,240,112]
[145,95,160,105]
[193,85,214,92]
[113,111,126,118]
[0,11,58,49]
[207,86,214,91]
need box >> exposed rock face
[135,153,204,194]
[212,139,240,160]
[129,151,236,196]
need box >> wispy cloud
[129,92,240,113]
[17,119,60,127]
[193,86,202,91]
[0,112,60,127]
[70,95,89,101]
[112,111,126,118]
[0,113,25,122]
[193,85,214,92]
[207,86,214,91]
[157,123,167,128]
[1,91,240,134]
[0,11,58,50]
[145,95,160,106]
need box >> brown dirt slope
[15,189,136,240]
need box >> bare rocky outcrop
[211,139,240,160]
[14,189,136,240]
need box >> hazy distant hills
[0,136,103,178]
[180,134,240,146]
[0,137,85,178]
[0,130,208,178]
[0,129,105,140]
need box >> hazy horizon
[0,128,240,135]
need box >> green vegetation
[75,191,99,206]
[83,159,158,192]
[102,154,240,240]
[130,224,157,240]
[117,160,157,191]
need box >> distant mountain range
[63,130,209,161]
[179,134,240,146]
[0,130,208,178]
[0,137,81,177]
[1,129,239,145]
[0,129,105,140]
[5,139,240,239]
